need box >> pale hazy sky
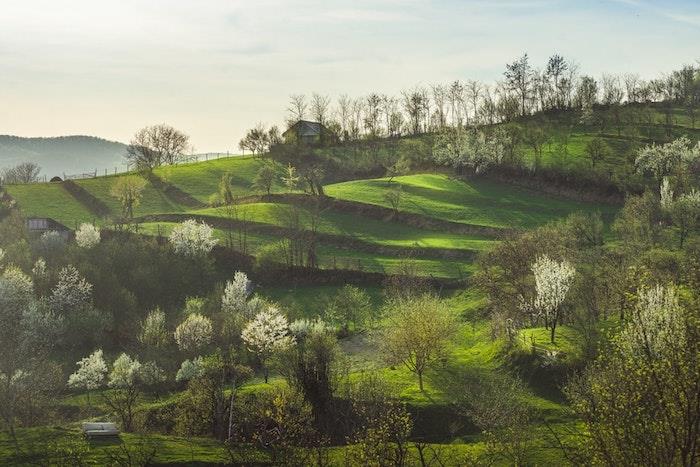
[1,0,698,151]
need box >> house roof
[283,120,323,137]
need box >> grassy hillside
[325,174,617,229]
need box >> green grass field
[325,174,618,229]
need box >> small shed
[283,120,328,145]
[26,217,71,240]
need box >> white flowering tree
[635,136,700,185]
[105,353,143,432]
[67,349,107,405]
[31,258,46,278]
[75,223,101,249]
[433,127,506,174]
[531,255,576,343]
[169,219,218,257]
[221,271,252,315]
[175,356,205,382]
[174,313,213,354]
[49,265,92,313]
[660,177,674,210]
[241,306,294,383]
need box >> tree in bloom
[169,219,218,257]
[75,223,101,249]
[31,258,46,278]
[174,313,213,354]
[659,176,674,210]
[221,271,252,316]
[566,284,699,465]
[105,353,143,432]
[241,306,294,383]
[67,349,107,405]
[635,136,700,185]
[531,255,576,343]
[49,265,92,313]
[432,127,506,174]
[175,356,205,382]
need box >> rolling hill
[0,135,127,178]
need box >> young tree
[126,124,191,170]
[218,172,235,205]
[104,353,143,432]
[174,313,213,354]
[669,190,700,248]
[169,219,218,257]
[138,307,169,348]
[383,184,402,217]
[241,306,294,383]
[382,295,457,391]
[326,284,372,333]
[281,164,300,192]
[75,223,101,249]
[251,163,277,195]
[530,255,576,343]
[584,137,609,168]
[110,175,147,220]
[67,349,107,405]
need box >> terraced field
[6,151,620,280]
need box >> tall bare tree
[504,53,533,116]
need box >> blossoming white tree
[221,271,252,314]
[49,265,92,313]
[660,176,674,210]
[67,349,107,405]
[75,223,101,249]
[105,353,143,432]
[635,136,700,184]
[31,258,47,278]
[169,219,218,257]
[241,306,294,383]
[531,255,576,343]
[175,356,205,382]
[174,313,213,354]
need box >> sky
[1,0,699,152]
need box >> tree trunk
[550,321,557,344]
[418,371,424,392]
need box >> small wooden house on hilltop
[283,120,330,145]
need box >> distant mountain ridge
[0,135,127,178]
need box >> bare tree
[1,162,41,184]
[336,94,352,141]
[286,94,307,126]
[126,124,191,171]
[504,53,533,116]
[431,84,448,129]
[546,54,568,109]
[465,80,482,125]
